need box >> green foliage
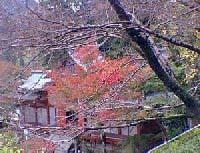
[141,81,165,94]
[127,133,163,153]
[172,63,185,82]
[169,107,186,116]
[99,38,132,59]
[152,126,200,153]
[167,126,183,139]
[169,31,200,92]
[0,130,21,153]
[140,75,165,94]
[163,117,187,139]
[42,49,71,68]
[107,39,126,59]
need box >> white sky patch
[68,50,88,71]
[70,1,82,12]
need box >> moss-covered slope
[151,125,200,153]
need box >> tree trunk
[108,0,200,118]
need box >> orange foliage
[21,138,56,153]
[46,45,154,127]
[0,60,19,91]
[47,45,152,108]
[48,57,139,104]
[97,109,120,122]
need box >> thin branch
[137,26,200,54]
[25,0,65,26]
[154,5,200,30]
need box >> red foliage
[97,109,119,122]
[47,45,152,126]
[48,57,138,103]
[21,138,56,153]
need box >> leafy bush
[140,75,165,94]
[0,130,21,153]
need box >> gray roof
[19,71,51,91]
[15,92,38,101]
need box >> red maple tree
[47,45,152,126]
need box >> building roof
[15,92,39,101]
[19,71,51,91]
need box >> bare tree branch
[108,0,200,118]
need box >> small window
[66,110,77,122]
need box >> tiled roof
[19,71,51,91]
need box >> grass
[151,125,200,153]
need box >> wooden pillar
[101,130,106,153]
[187,118,200,128]
[136,123,141,136]
[136,124,142,153]
[156,120,168,142]
[21,105,25,125]
[47,106,50,125]
[118,128,122,135]
[35,107,38,126]
[74,138,78,153]
[128,126,130,136]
